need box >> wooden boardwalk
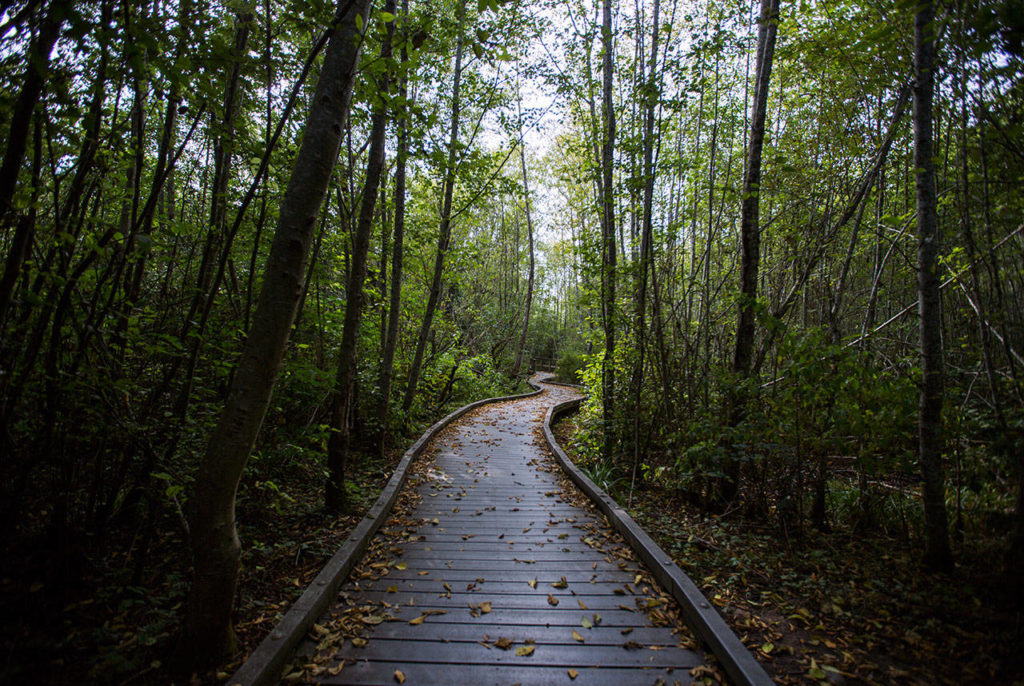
[292,379,716,685]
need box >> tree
[511,89,536,378]
[376,0,412,456]
[178,0,372,667]
[599,0,617,463]
[0,0,70,226]
[912,0,953,572]
[402,0,468,415]
[723,0,780,503]
[326,0,397,513]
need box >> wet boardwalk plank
[292,380,715,685]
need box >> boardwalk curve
[231,376,770,685]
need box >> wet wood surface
[295,379,712,685]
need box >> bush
[554,350,585,384]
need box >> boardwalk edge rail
[229,380,544,686]
[542,397,774,686]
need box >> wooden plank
[349,559,639,572]
[377,569,639,583]
[322,605,661,628]
[329,638,701,668]
[341,590,668,611]
[366,580,645,594]
[350,622,688,646]
[315,662,697,685]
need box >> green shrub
[554,350,585,384]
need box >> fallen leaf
[409,615,425,625]
[495,637,514,650]
[568,669,579,679]
[581,616,593,629]
[515,645,535,657]
[386,585,398,593]
[547,594,559,606]
[572,630,585,643]
[395,562,408,570]
[528,578,537,589]
[552,576,568,589]
[394,669,406,683]
[351,637,367,647]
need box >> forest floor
[552,418,1024,686]
[0,442,401,686]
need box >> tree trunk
[402,0,466,415]
[325,0,395,513]
[511,95,535,378]
[630,0,660,484]
[600,0,617,464]
[913,0,953,572]
[723,0,779,503]
[177,0,370,669]
[376,0,410,457]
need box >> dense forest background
[1,0,1022,682]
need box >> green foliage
[554,350,585,384]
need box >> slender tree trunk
[511,94,535,378]
[600,0,617,463]
[177,0,370,668]
[402,0,466,415]
[325,0,395,513]
[376,0,411,456]
[723,0,779,503]
[913,0,953,571]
